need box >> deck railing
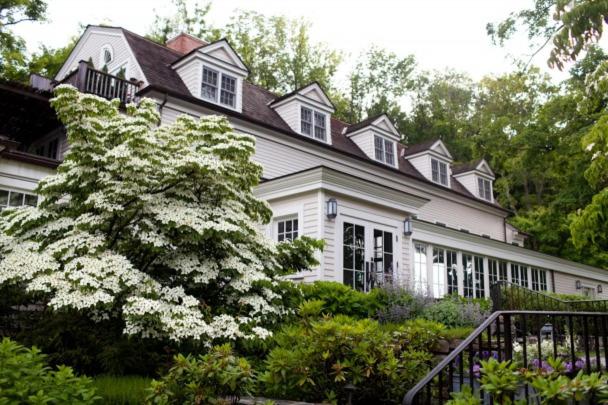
[490,280,608,312]
[403,310,608,404]
[66,60,140,104]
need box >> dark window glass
[220,74,236,107]
[24,194,38,207]
[301,107,312,135]
[201,67,218,101]
[9,192,24,207]
[447,250,458,295]
[313,111,326,140]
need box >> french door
[342,221,396,292]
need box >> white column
[457,251,464,296]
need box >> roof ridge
[118,26,185,57]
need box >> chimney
[165,33,207,55]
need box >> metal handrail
[403,310,608,404]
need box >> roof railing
[66,60,141,104]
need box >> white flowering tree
[0,85,321,342]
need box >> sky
[11,0,601,86]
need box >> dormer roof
[453,158,495,179]
[344,113,400,141]
[402,138,453,161]
[171,38,249,75]
[269,82,335,112]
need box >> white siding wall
[553,272,607,297]
[0,159,55,193]
[176,60,202,97]
[454,173,478,198]
[348,131,374,160]
[265,191,321,282]
[273,102,300,134]
[56,28,144,83]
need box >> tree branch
[524,23,565,69]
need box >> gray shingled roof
[452,159,484,175]
[119,28,505,212]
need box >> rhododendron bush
[0,85,320,342]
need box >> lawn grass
[93,375,151,405]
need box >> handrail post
[503,313,512,361]
[75,60,89,92]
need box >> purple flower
[565,362,573,373]
[473,364,481,378]
[575,359,585,370]
[492,351,499,360]
[482,350,490,359]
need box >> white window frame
[300,106,327,142]
[275,216,299,242]
[100,44,113,66]
[201,65,238,108]
[478,177,492,201]
[374,135,395,166]
[431,158,448,186]
[0,188,38,210]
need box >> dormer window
[202,66,218,101]
[478,177,492,201]
[220,75,236,107]
[431,158,448,186]
[201,66,237,108]
[374,135,395,165]
[301,106,326,141]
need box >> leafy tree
[146,0,219,44]
[342,46,416,123]
[488,0,608,69]
[222,10,342,95]
[0,0,47,80]
[0,86,322,343]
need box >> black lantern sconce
[326,198,338,219]
[403,216,413,236]
[598,284,603,294]
[575,280,582,290]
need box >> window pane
[384,139,394,165]
[474,256,485,298]
[9,192,24,207]
[0,190,8,207]
[24,194,38,207]
[343,269,354,288]
[431,159,439,182]
[463,254,473,298]
[447,251,458,295]
[314,111,326,141]
[374,136,384,161]
[432,247,446,298]
[478,177,484,198]
[439,162,448,185]
[301,107,312,135]
[414,243,427,293]
[201,67,218,101]
[220,75,236,107]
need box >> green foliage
[146,0,219,44]
[145,344,254,405]
[93,375,151,405]
[442,326,475,340]
[259,315,439,404]
[299,281,380,318]
[422,297,490,328]
[0,337,100,404]
[275,236,324,276]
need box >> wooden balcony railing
[68,60,140,104]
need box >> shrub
[93,375,151,404]
[0,337,100,404]
[422,297,490,328]
[146,344,254,404]
[299,281,377,318]
[374,285,435,324]
[442,326,475,340]
[259,315,439,404]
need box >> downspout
[158,93,168,125]
[503,218,507,243]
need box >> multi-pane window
[313,111,326,141]
[374,136,395,165]
[220,74,236,107]
[276,217,298,242]
[446,250,458,295]
[373,229,393,287]
[301,107,313,135]
[462,253,474,298]
[343,222,365,291]
[0,189,38,210]
[511,263,528,288]
[301,107,326,141]
[474,256,485,298]
[414,243,427,293]
[47,139,58,159]
[531,268,548,291]
[201,66,237,108]
[478,177,492,201]
[489,259,508,285]
[201,66,219,102]
[431,158,448,186]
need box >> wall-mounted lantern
[598,284,603,294]
[575,280,582,290]
[326,198,338,219]
[403,217,413,236]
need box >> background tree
[0,86,321,342]
[487,0,608,69]
[146,0,219,44]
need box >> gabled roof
[170,38,249,74]
[402,138,453,160]
[452,158,495,178]
[269,82,335,111]
[344,113,400,139]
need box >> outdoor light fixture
[598,285,603,294]
[575,280,582,290]
[403,217,413,236]
[326,198,338,219]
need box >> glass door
[343,222,366,291]
[370,229,394,290]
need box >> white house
[3,25,607,299]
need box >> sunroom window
[277,217,299,242]
[374,135,395,165]
[0,189,38,210]
[431,158,448,186]
[478,177,492,201]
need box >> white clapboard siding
[553,271,606,297]
[175,60,202,97]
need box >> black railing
[66,61,140,104]
[491,280,608,312]
[403,310,608,404]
